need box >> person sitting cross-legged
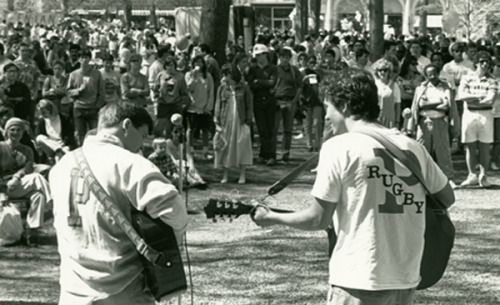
[35,99,77,164]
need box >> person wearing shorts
[458,51,498,187]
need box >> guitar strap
[353,128,446,206]
[72,148,165,265]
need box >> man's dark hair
[3,62,19,73]
[102,53,114,62]
[157,46,170,59]
[384,40,396,53]
[98,102,154,134]
[198,43,211,55]
[69,43,81,52]
[79,49,92,58]
[355,48,370,60]
[278,47,292,58]
[320,68,380,122]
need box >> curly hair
[320,68,380,122]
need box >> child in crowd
[147,138,179,187]
[166,126,208,189]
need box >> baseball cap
[253,44,269,57]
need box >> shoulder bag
[73,149,187,301]
[354,129,455,290]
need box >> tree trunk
[60,0,69,16]
[369,0,384,62]
[7,0,15,11]
[311,0,321,33]
[199,0,232,65]
[150,4,157,30]
[295,0,308,41]
[121,0,133,30]
[419,0,429,35]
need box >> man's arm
[432,182,455,209]
[252,197,337,231]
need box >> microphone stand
[176,124,194,305]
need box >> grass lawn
[1,135,499,305]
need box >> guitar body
[131,210,187,301]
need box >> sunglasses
[452,49,463,53]
[377,68,389,72]
[479,60,491,65]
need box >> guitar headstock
[204,198,254,221]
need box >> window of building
[254,6,293,30]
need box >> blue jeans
[73,107,99,146]
[274,101,297,154]
[304,105,324,150]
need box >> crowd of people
[0,14,497,304]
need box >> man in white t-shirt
[252,68,455,305]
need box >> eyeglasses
[377,68,389,73]
[479,60,491,65]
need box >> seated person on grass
[0,118,52,246]
[148,138,180,188]
[166,126,208,189]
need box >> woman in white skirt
[214,64,253,184]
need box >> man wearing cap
[247,44,278,166]
[457,51,498,187]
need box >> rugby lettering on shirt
[366,149,424,214]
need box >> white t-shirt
[442,60,474,87]
[311,128,448,290]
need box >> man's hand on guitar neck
[251,198,338,231]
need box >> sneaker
[449,180,457,189]
[479,174,491,188]
[491,162,499,171]
[460,173,478,187]
[266,158,276,166]
[294,133,304,139]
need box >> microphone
[171,113,183,126]
[171,113,185,143]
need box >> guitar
[204,198,293,220]
[131,210,187,301]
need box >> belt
[419,109,446,119]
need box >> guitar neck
[205,199,293,219]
